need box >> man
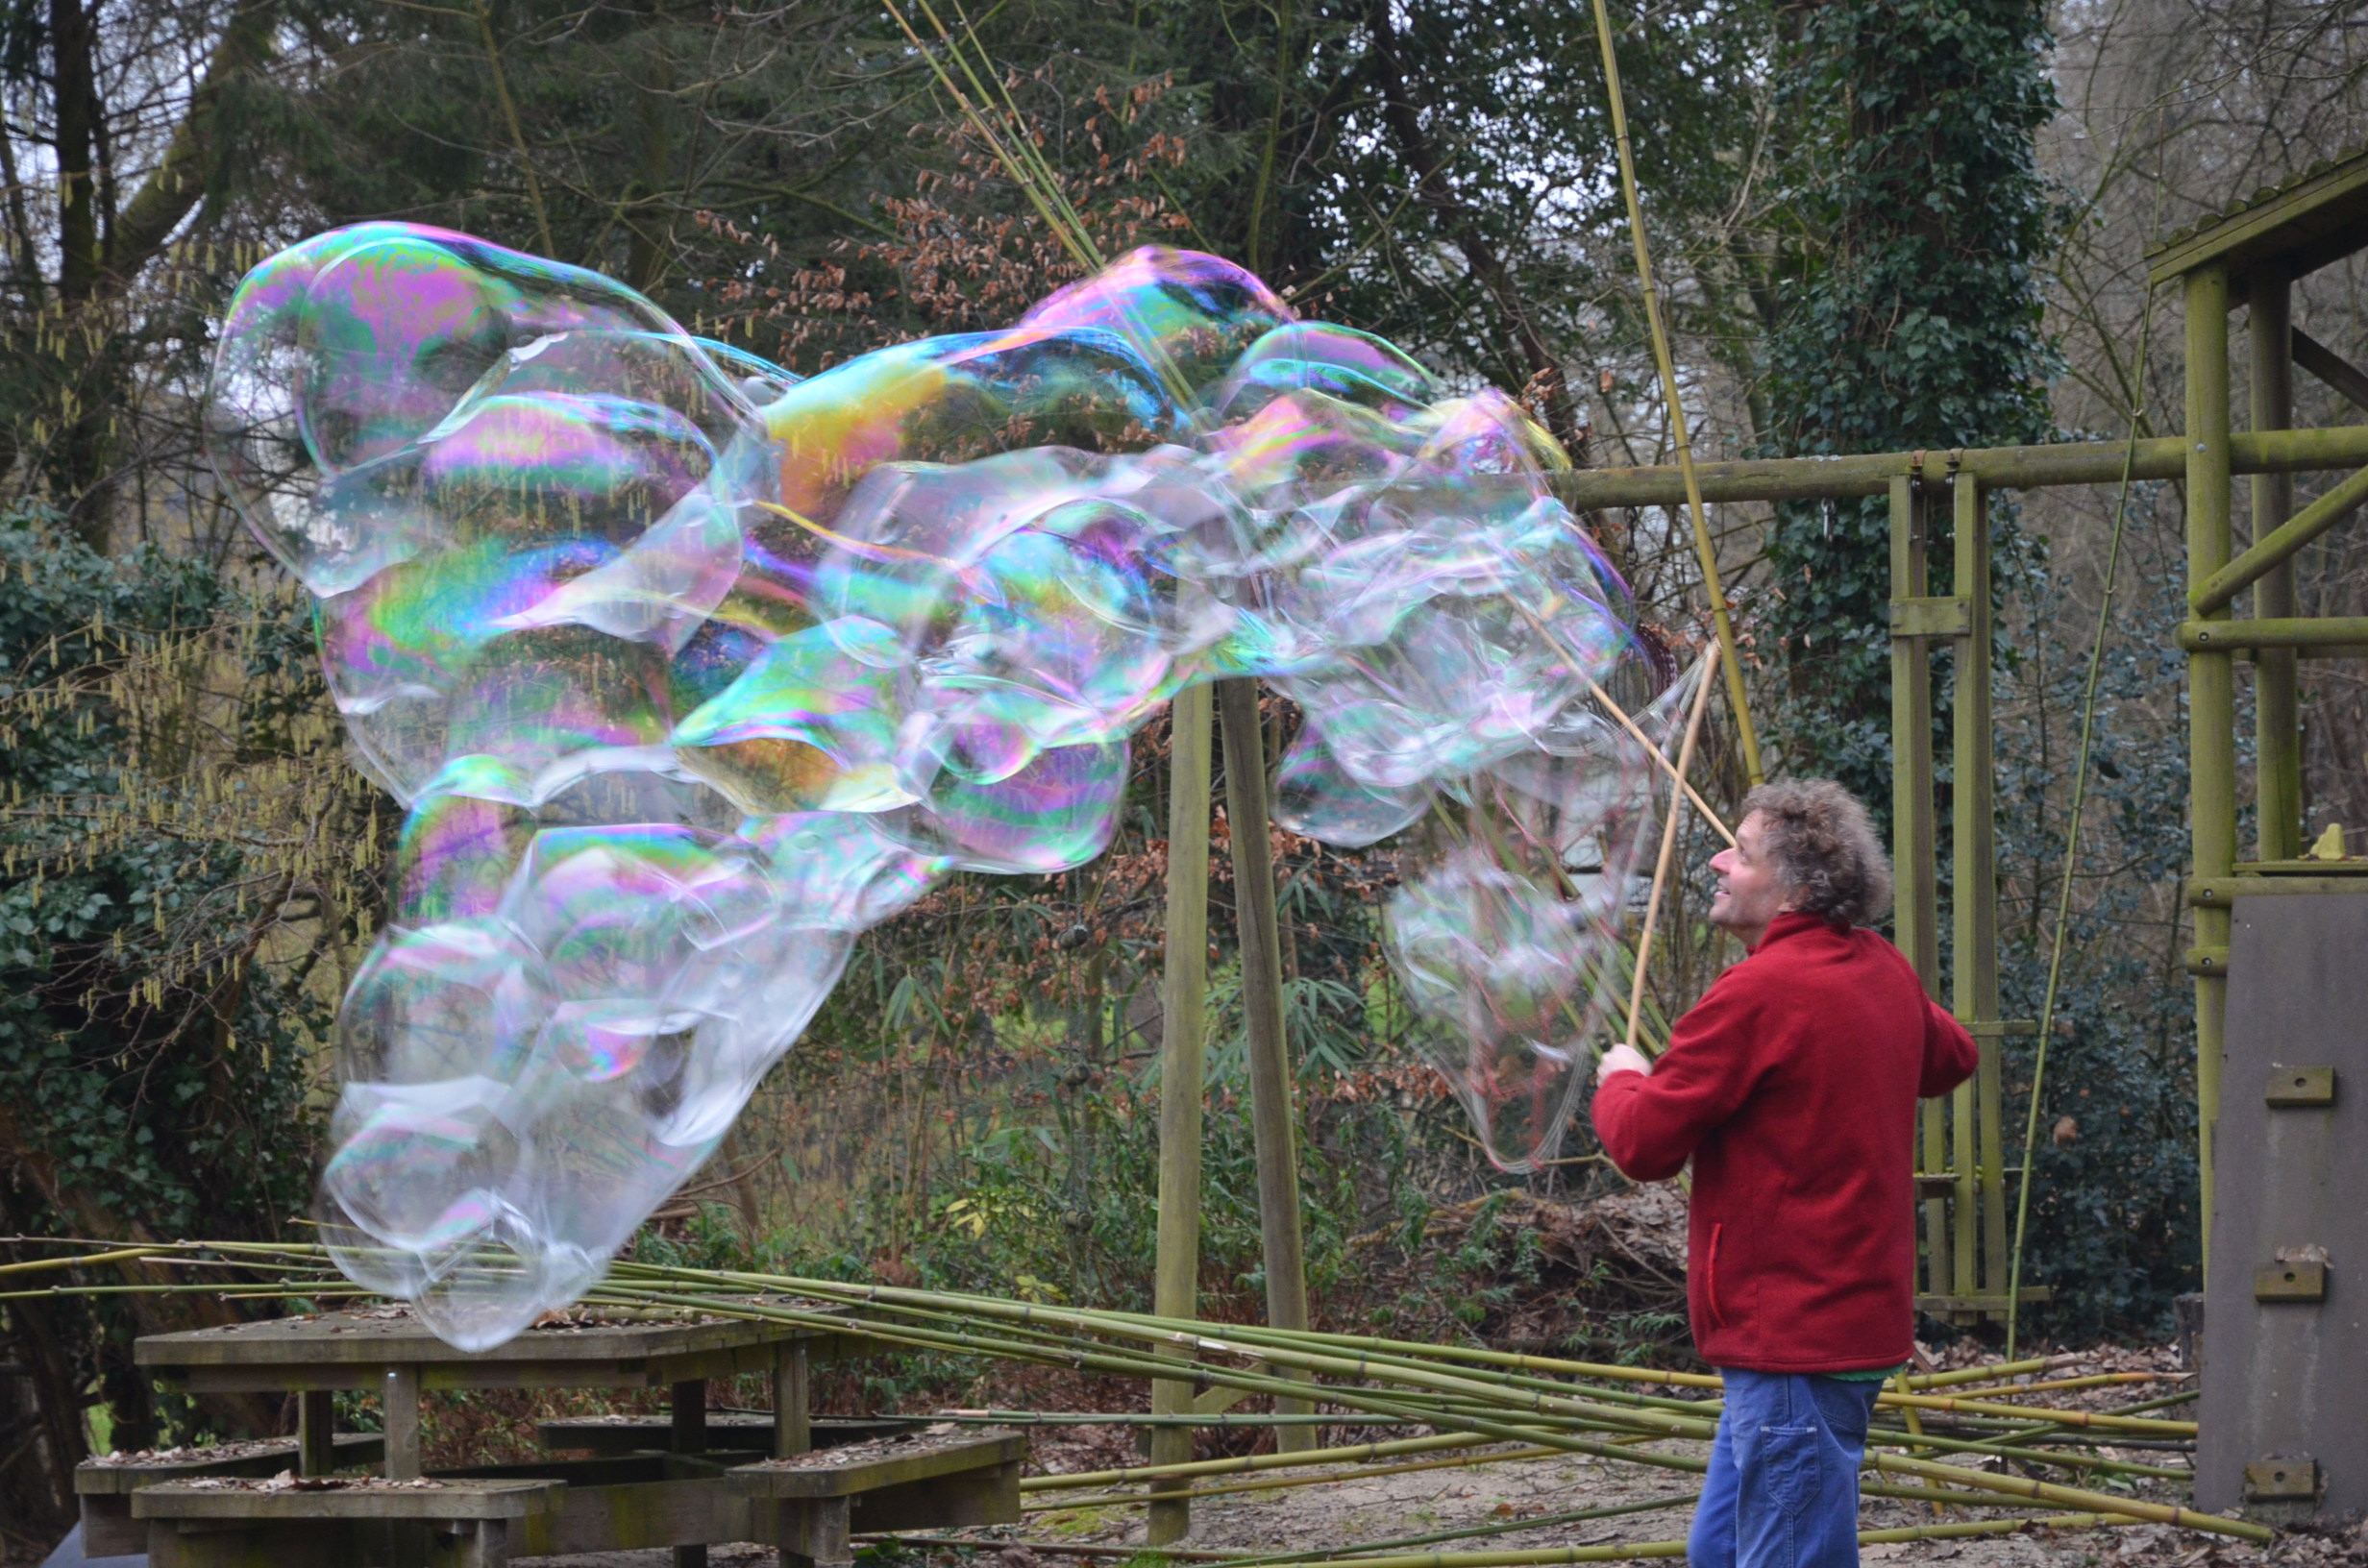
[1591,780,1978,1568]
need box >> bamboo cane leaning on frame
[1623,643,1721,1053]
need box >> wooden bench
[114,1311,1025,1567]
[730,1428,1025,1568]
[132,1306,851,1567]
[76,1435,386,1556]
[132,1477,562,1568]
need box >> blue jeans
[1688,1369,1879,1568]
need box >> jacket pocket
[1704,1222,1728,1329]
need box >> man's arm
[1918,997,1979,1097]
[1590,976,1764,1182]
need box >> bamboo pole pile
[2,1242,2260,1560]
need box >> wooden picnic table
[88,1306,1023,1568]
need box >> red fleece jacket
[1591,912,1978,1372]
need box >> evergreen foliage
[1759,0,2064,802]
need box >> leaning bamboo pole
[1216,676,1317,1451]
[1622,644,1719,1052]
[1589,0,1761,784]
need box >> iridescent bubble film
[209,225,1669,1348]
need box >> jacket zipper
[1705,1222,1728,1329]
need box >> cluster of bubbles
[208,225,1684,1348]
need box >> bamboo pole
[871,1518,2146,1568]
[1589,0,1761,783]
[1216,675,1316,1451]
[2183,263,2234,1282]
[2249,263,2302,859]
[1868,1452,2258,1540]
[1546,424,2368,509]
[1206,1493,1703,1568]
[1579,673,1735,845]
[1890,476,1949,1300]
[1951,477,2010,1308]
[1028,1445,1573,1511]
[1151,680,1215,1541]
[1024,1433,1492,1494]
[1622,645,1720,1052]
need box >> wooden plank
[136,1306,842,1370]
[849,1459,1022,1532]
[519,1476,753,1556]
[435,1454,678,1487]
[151,1335,844,1395]
[79,1434,387,1496]
[144,1518,383,1568]
[731,1433,1027,1500]
[133,1478,563,1522]
[2144,149,2368,289]
[538,1414,911,1457]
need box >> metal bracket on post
[1888,598,1973,639]
[2245,1458,2320,1501]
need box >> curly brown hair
[1742,780,1893,928]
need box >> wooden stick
[1579,673,1735,845]
[1622,644,1721,1052]
[1589,0,1762,785]
[1216,676,1316,1452]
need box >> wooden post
[774,1340,811,1458]
[382,1365,420,1481]
[1149,681,1213,1541]
[1951,476,2010,1303]
[298,1388,335,1479]
[2251,261,2302,860]
[674,1379,708,1568]
[1890,476,1947,1296]
[1216,677,1316,1454]
[2186,262,2236,1281]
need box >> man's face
[1708,811,1793,942]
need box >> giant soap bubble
[208,224,1681,1347]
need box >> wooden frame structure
[1137,187,2368,1504]
[1518,149,2368,1312]
[2142,148,2368,1277]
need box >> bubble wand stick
[1620,641,1720,1056]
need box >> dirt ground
[498,1445,2367,1568]
[46,1340,2348,1568]
[499,1346,2365,1568]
